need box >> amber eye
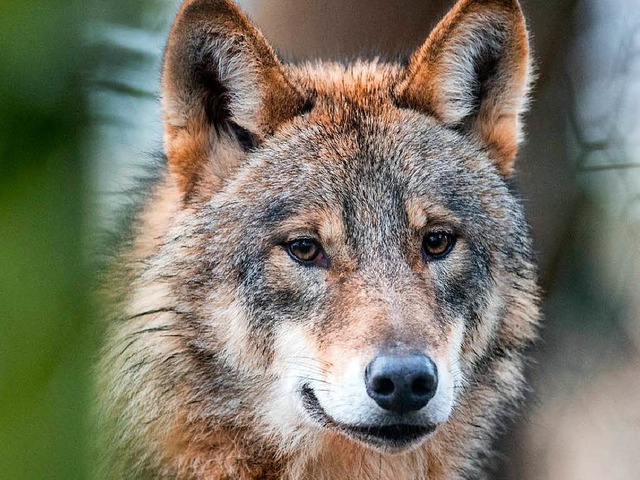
[422,231,456,260]
[286,239,327,267]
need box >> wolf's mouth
[300,384,436,449]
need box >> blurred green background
[1,1,88,478]
[1,0,638,479]
[0,1,160,478]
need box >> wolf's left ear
[395,0,532,176]
[161,0,309,195]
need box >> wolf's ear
[395,0,532,176]
[161,0,309,195]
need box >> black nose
[365,354,438,414]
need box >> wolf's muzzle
[365,354,438,414]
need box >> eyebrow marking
[272,207,347,248]
[405,197,463,232]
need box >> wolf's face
[194,100,531,451]
[135,0,537,460]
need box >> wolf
[97,0,540,478]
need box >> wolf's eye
[286,239,328,267]
[422,231,456,260]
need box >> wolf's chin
[300,384,436,452]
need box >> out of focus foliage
[0,1,89,479]
[0,1,156,478]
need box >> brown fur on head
[99,1,539,479]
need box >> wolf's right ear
[161,0,309,196]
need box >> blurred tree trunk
[250,0,449,59]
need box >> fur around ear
[395,0,532,176]
[161,0,309,195]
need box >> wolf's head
[145,0,537,456]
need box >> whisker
[130,325,175,336]
[125,307,183,321]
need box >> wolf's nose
[365,354,438,414]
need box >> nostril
[412,375,435,396]
[372,376,395,395]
